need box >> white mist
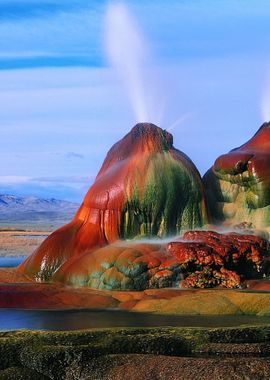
[104,2,162,125]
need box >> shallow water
[0,257,270,332]
[0,256,26,267]
[12,234,48,238]
[0,309,270,331]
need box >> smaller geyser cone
[203,122,270,228]
[18,123,207,281]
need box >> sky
[1,0,270,202]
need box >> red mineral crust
[203,122,270,228]
[18,123,207,281]
[167,230,270,288]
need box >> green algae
[121,153,206,239]
[203,167,270,228]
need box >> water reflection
[0,256,26,267]
[12,234,48,238]
[0,309,270,331]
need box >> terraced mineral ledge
[48,230,270,290]
[3,272,270,315]
[15,226,270,291]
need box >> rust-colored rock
[18,123,207,281]
[0,283,118,309]
[2,268,270,312]
[167,230,270,288]
[47,230,270,290]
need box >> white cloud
[0,175,92,185]
[0,176,31,184]
[32,176,93,184]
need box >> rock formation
[18,123,207,281]
[47,230,270,290]
[52,242,180,290]
[203,122,270,230]
[169,230,270,288]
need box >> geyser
[18,123,207,281]
[261,74,270,122]
[104,3,161,124]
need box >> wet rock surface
[169,230,270,289]
[17,123,270,292]
[203,122,270,230]
[50,230,270,290]
[3,274,270,316]
[52,242,180,290]
[19,123,206,281]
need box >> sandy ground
[0,229,49,257]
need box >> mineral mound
[51,230,270,290]
[203,122,270,230]
[170,230,270,288]
[19,123,207,281]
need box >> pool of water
[0,257,270,332]
[12,234,48,238]
[0,309,270,331]
[0,256,26,267]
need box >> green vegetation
[1,325,270,379]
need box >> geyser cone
[19,123,207,281]
[237,121,270,151]
[203,122,270,228]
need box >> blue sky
[1,0,270,202]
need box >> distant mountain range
[0,195,79,229]
[0,194,79,214]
